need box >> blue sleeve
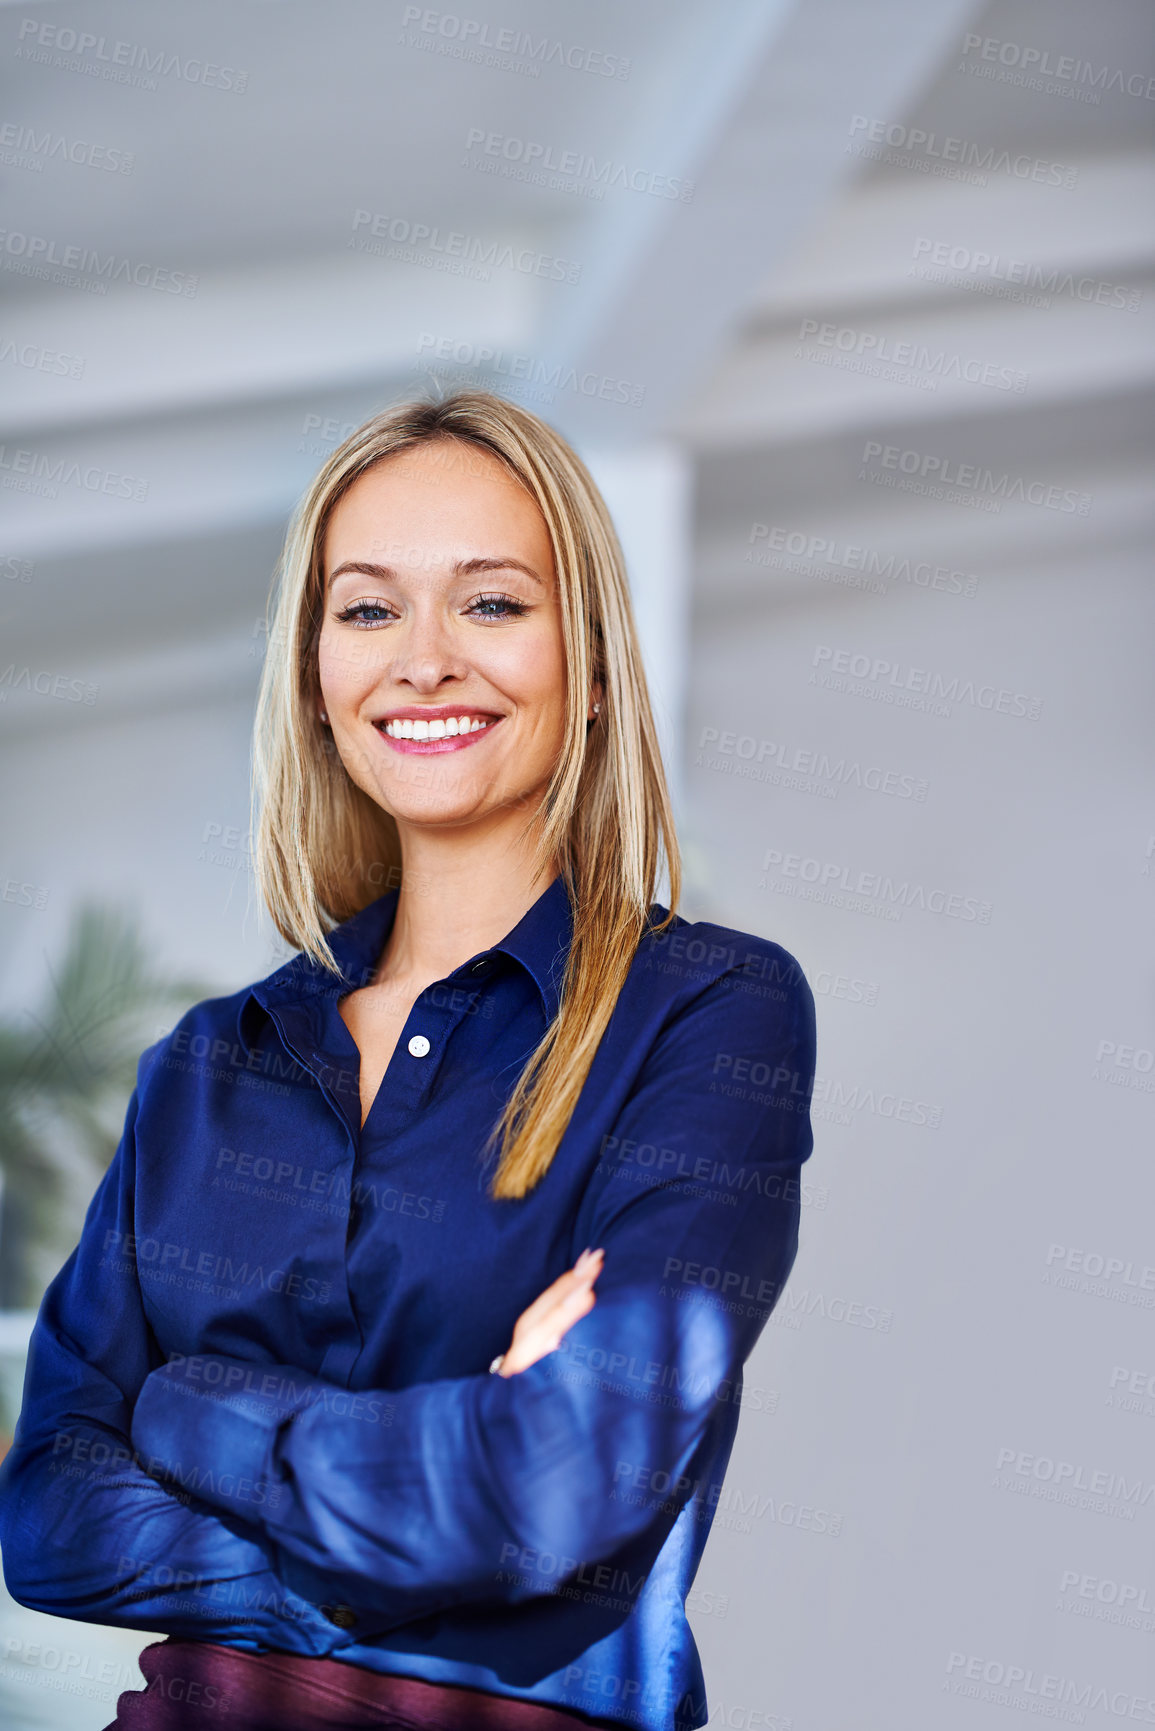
[129,959,817,1634]
[0,1051,344,1652]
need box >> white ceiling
[0,0,1151,684]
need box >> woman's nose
[386,606,469,691]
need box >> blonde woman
[0,393,817,1731]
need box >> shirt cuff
[131,1355,312,1527]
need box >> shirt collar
[236,873,574,1054]
[493,872,572,1024]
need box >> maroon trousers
[104,1639,610,1730]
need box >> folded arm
[131,960,817,1632]
[0,1062,344,1651]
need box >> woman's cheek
[318,632,378,707]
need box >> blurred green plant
[0,903,209,1309]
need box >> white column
[579,445,694,878]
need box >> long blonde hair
[252,390,680,1199]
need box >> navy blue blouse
[0,875,816,1731]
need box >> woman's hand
[494,1247,604,1376]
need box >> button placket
[365,1003,450,1133]
[258,999,363,1387]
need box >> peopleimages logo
[15,18,249,92]
[0,228,197,296]
[958,32,1155,101]
[860,439,1091,515]
[0,446,149,503]
[759,847,993,925]
[399,8,631,80]
[0,121,135,174]
[944,1651,1155,1721]
[350,208,581,284]
[797,316,1028,392]
[1058,1569,1155,1617]
[810,1075,942,1128]
[993,1445,1155,1516]
[748,522,979,598]
[2,879,49,909]
[811,644,1043,720]
[695,725,928,801]
[846,114,1078,187]
[911,238,1141,312]
[462,128,694,201]
[415,334,645,406]
[0,338,85,379]
[0,666,99,705]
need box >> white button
[407,1034,431,1058]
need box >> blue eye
[334,600,393,626]
[470,593,528,620]
[332,594,529,626]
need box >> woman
[0,392,817,1730]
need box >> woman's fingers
[501,1293,595,1375]
[498,1248,604,1375]
[516,1255,602,1343]
[511,1248,604,1328]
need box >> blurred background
[1,0,1153,1725]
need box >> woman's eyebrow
[455,556,544,587]
[327,557,545,591]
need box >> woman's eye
[334,599,394,627]
[332,594,527,626]
[468,593,528,620]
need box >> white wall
[679,538,1154,1725]
[0,664,278,1016]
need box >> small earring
[319,709,329,724]
[592,701,601,715]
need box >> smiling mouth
[373,712,502,754]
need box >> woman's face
[317,438,570,837]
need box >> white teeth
[382,715,495,739]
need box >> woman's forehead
[324,443,553,575]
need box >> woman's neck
[374,818,559,991]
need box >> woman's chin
[379,787,543,833]
[376,789,502,829]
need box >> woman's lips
[373,717,503,755]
